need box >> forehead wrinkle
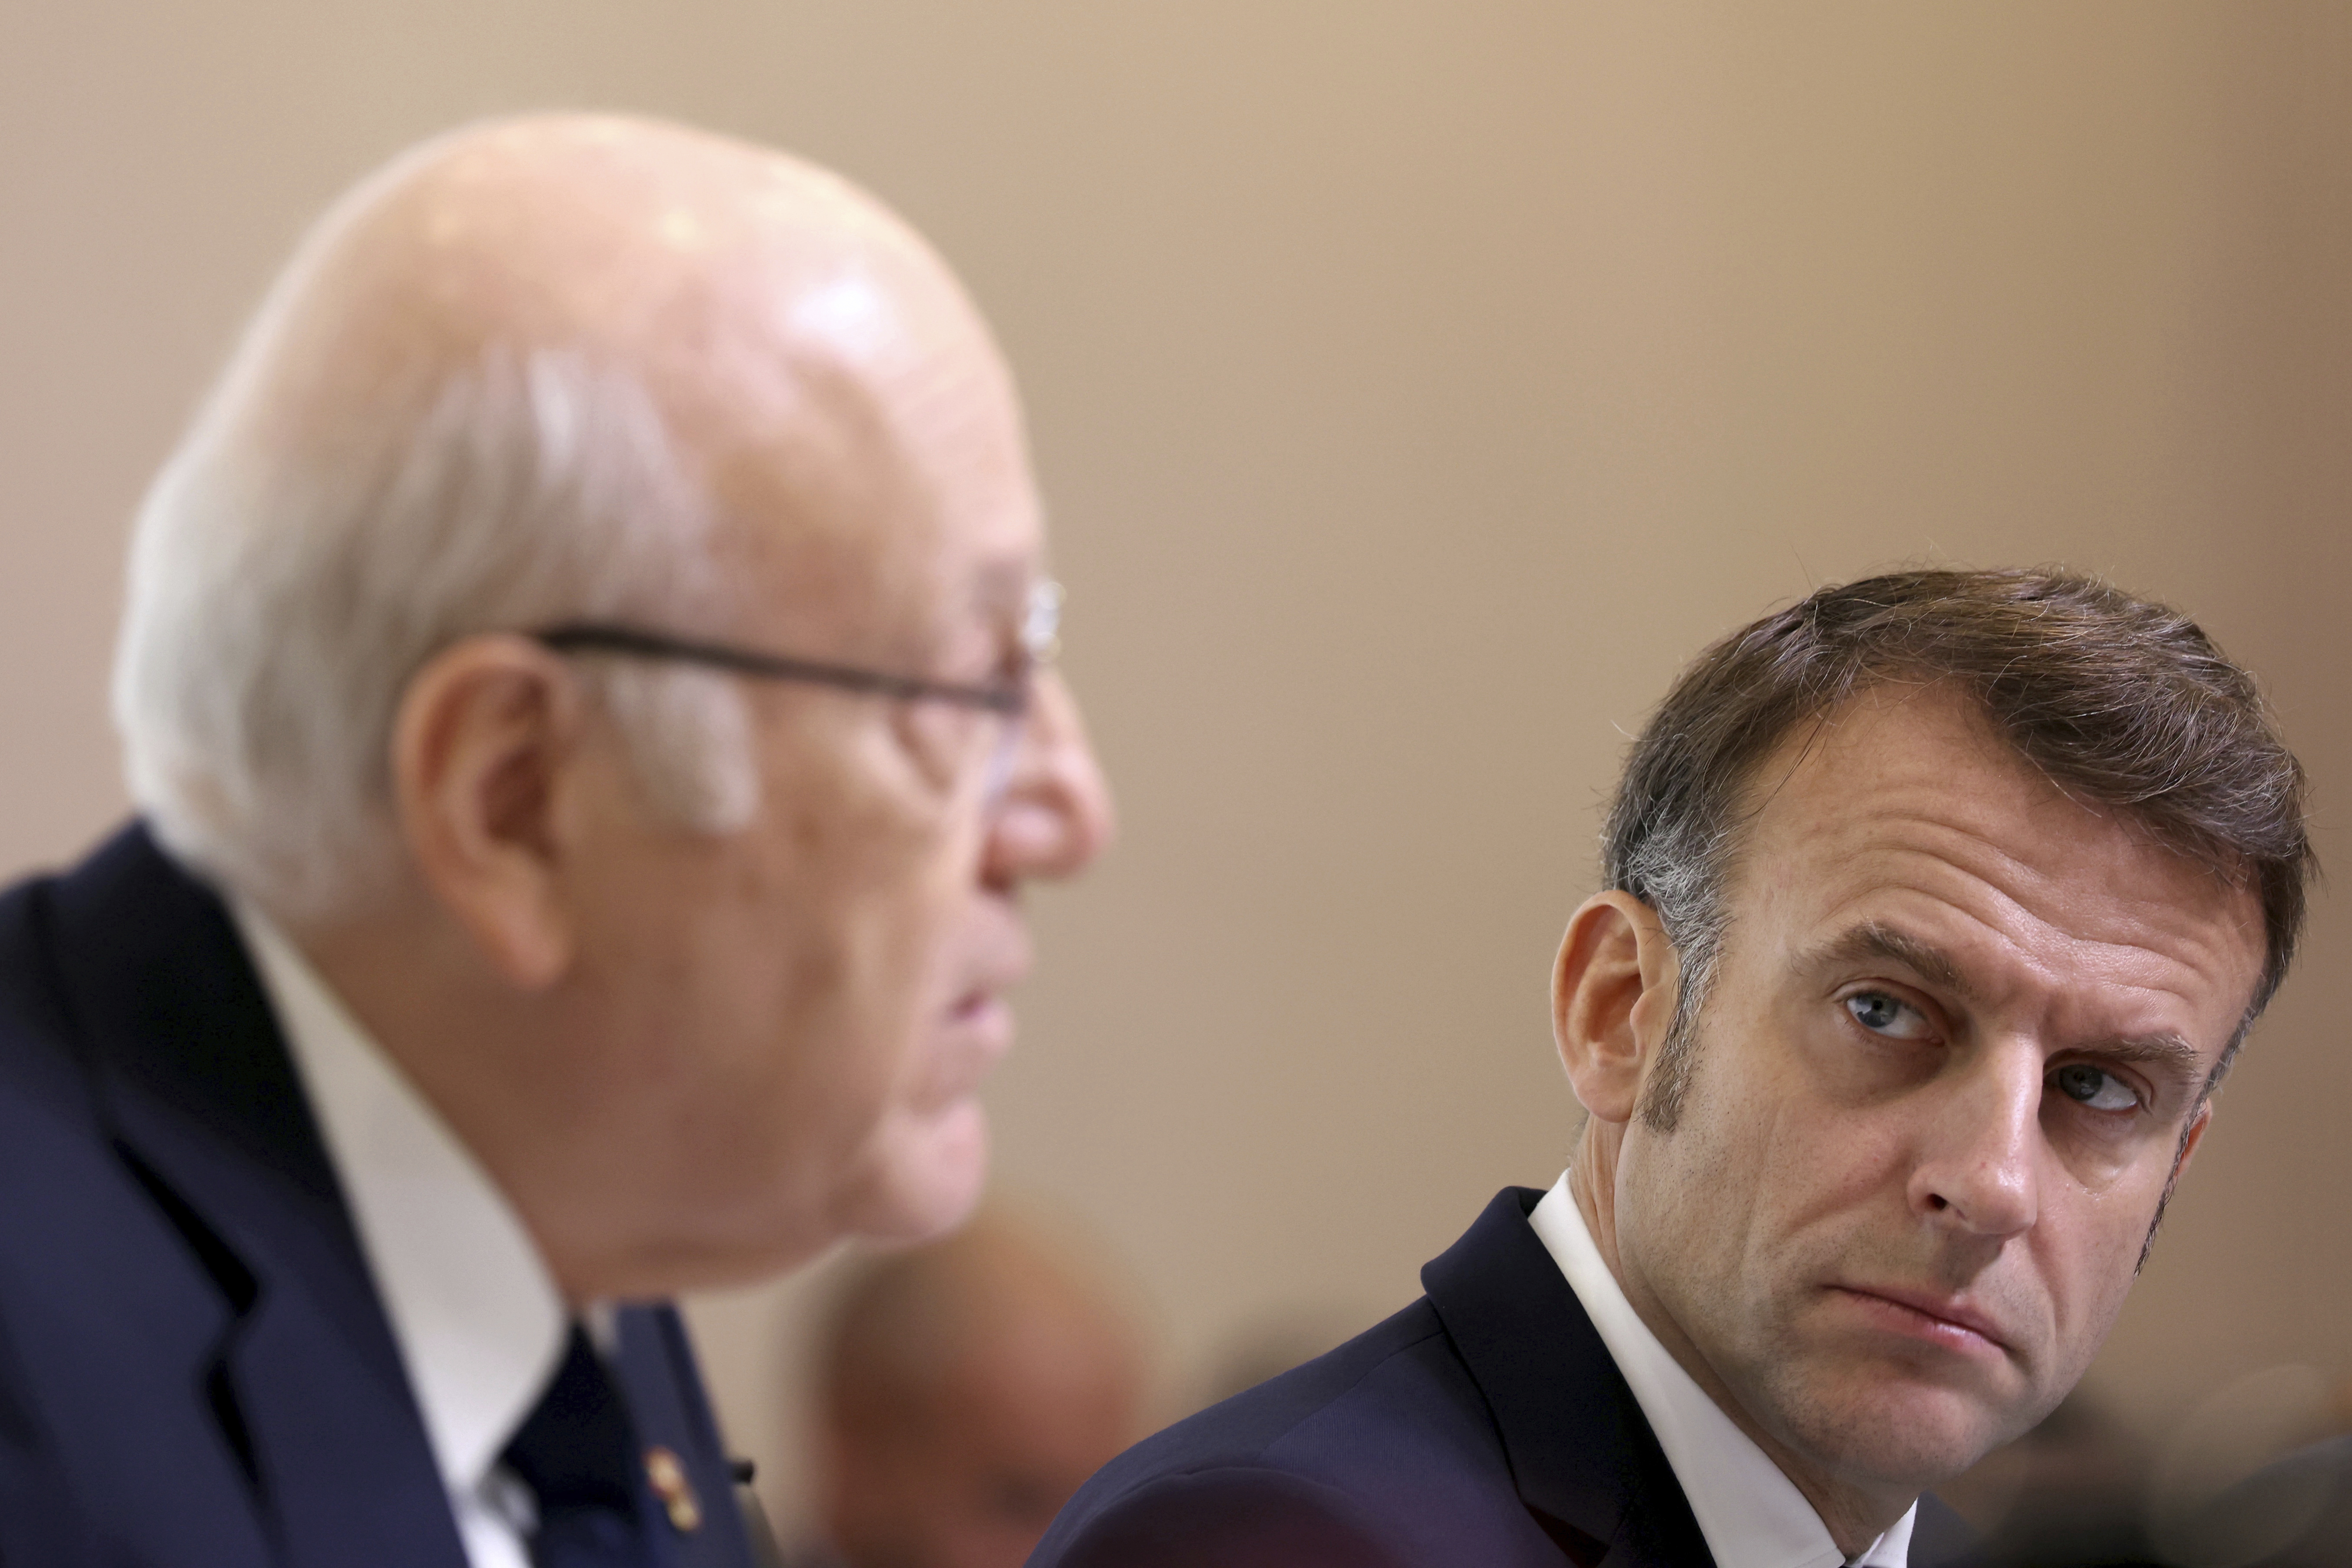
[1789,743,2233,935]
[1755,685,2263,949]
[1800,920,1981,1003]
[1753,710,2264,1047]
[1837,831,2232,973]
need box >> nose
[1909,1039,2041,1240]
[983,669,1115,886]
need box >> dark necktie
[501,1323,660,1568]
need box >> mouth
[924,919,1031,1097]
[935,984,1016,1074]
[947,986,1012,1034]
[905,989,1012,1115]
[1828,1284,2012,1360]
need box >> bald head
[117,113,1035,919]
[816,1210,1148,1568]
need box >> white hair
[114,335,760,919]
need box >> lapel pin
[644,1445,702,1533]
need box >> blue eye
[2052,1063,2138,1113]
[1844,992,1930,1040]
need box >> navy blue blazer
[1030,1188,1979,1568]
[0,823,756,1567]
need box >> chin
[844,1097,992,1244]
[1773,1365,2023,1490]
[1769,1354,2023,1495]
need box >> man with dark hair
[1032,569,2312,1568]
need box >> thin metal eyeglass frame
[527,578,1062,719]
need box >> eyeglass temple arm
[530,624,1028,714]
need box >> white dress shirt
[231,896,566,1568]
[1528,1171,1915,1568]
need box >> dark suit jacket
[0,823,755,1567]
[1030,1188,1978,1568]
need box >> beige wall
[5,0,2348,1533]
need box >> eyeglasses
[531,579,1063,792]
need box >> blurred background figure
[1943,1367,2352,1567]
[788,1207,1150,1568]
[1948,1393,2157,1567]
[2169,1433,2352,1568]
[2124,1366,2352,1568]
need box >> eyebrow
[2078,1032,2206,1091]
[1808,920,2208,1089]
[1808,922,1981,1004]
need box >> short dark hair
[1606,568,2313,1131]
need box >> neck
[285,896,817,1301]
[1567,1125,1914,1557]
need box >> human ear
[2172,1100,2215,1176]
[388,634,587,990]
[1552,890,1679,1126]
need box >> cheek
[832,773,991,993]
[752,803,974,1064]
[1702,993,1929,1224]
[715,725,994,1216]
[2033,1184,2157,1345]
[656,893,930,1213]
[1618,1093,1773,1302]
[1623,1033,1881,1309]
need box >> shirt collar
[229,895,567,1501]
[1528,1171,1914,1568]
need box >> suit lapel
[47,825,465,1568]
[1421,1187,1714,1568]
[612,1304,759,1568]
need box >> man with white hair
[0,114,1111,1568]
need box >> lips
[944,987,1014,1051]
[947,916,1032,1027]
[922,968,1025,1090]
[909,996,1014,1112]
[943,951,1027,1040]
[918,928,1030,1103]
[1830,1282,2013,1357]
[948,988,999,1023]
